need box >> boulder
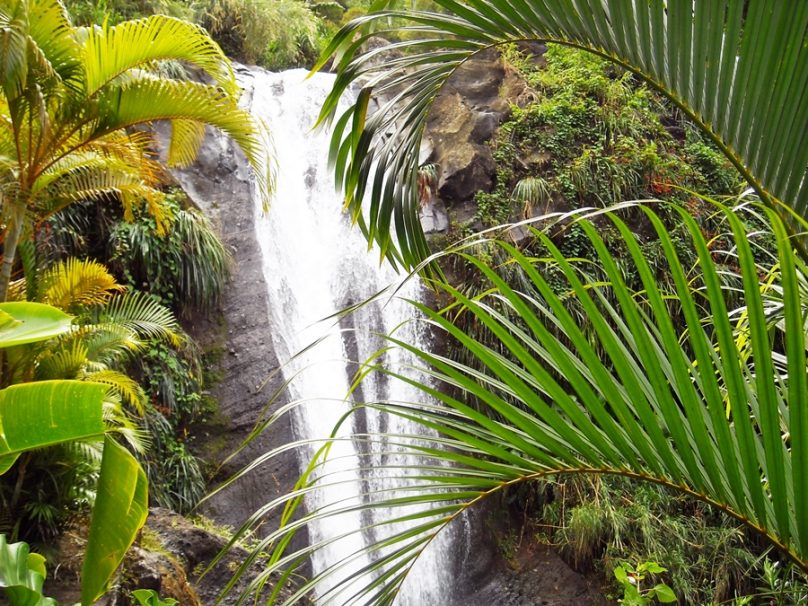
[117,508,305,606]
[425,47,542,221]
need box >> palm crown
[0,0,271,299]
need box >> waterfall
[245,67,457,605]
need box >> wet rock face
[451,502,607,606]
[164,74,301,539]
[465,544,608,606]
[425,47,540,215]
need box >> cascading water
[244,67,458,605]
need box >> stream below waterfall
[244,67,458,606]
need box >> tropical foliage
[0,302,147,605]
[108,190,231,317]
[213,0,808,603]
[0,258,182,538]
[0,0,270,301]
[316,0,808,271]
[64,0,380,71]
[40,191,228,513]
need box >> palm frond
[224,203,807,604]
[73,322,139,366]
[80,14,237,97]
[39,257,124,310]
[167,118,206,168]
[100,388,149,454]
[97,290,180,346]
[0,0,80,102]
[84,368,147,416]
[170,207,231,312]
[317,0,808,270]
[88,77,271,198]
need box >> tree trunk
[0,202,25,302]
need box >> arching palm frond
[96,290,180,346]
[34,160,168,228]
[0,0,80,102]
[89,78,266,174]
[74,322,141,366]
[39,257,124,311]
[317,0,808,270]
[224,204,807,604]
[79,14,237,97]
[169,207,231,313]
[32,130,169,223]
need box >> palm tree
[218,1,808,603]
[5,257,178,416]
[0,0,271,300]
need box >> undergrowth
[498,476,808,605]
[449,44,804,605]
[36,190,229,517]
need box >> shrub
[201,0,322,69]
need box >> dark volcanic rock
[112,509,301,606]
[452,503,606,606]
[465,544,608,606]
[139,508,296,606]
[426,47,540,213]
[164,68,302,539]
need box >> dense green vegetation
[2,1,807,605]
[475,45,741,228]
[233,1,808,605]
[63,0,408,70]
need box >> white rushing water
[246,67,456,605]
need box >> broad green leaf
[652,584,677,603]
[622,585,643,606]
[0,535,56,606]
[81,436,148,606]
[132,589,179,606]
[643,562,666,574]
[0,303,72,348]
[0,381,106,475]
